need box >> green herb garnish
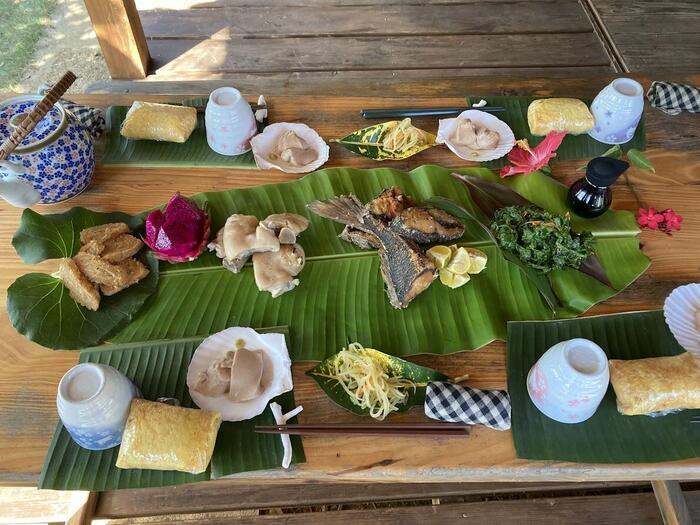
[490,206,594,273]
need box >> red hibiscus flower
[500,131,567,178]
[636,208,665,230]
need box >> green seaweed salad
[490,206,594,273]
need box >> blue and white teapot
[0,95,95,207]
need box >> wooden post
[83,0,150,79]
[651,480,692,525]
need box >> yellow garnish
[464,248,488,274]
[439,268,471,289]
[426,245,453,269]
[431,244,488,288]
[446,247,471,275]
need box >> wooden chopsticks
[360,106,505,119]
[255,423,470,437]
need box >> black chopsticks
[255,422,470,437]
[360,107,505,119]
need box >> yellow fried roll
[116,399,221,474]
[120,102,197,143]
[609,352,700,416]
[527,98,594,136]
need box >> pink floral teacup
[527,338,609,424]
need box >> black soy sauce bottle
[568,157,630,218]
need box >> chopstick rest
[424,381,511,431]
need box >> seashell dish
[251,122,329,174]
[663,283,700,358]
[186,326,294,421]
[436,109,515,162]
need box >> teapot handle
[0,161,41,207]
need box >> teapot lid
[0,95,67,154]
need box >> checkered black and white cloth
[38,84,106,138]
[424,381,511,431]
[646,81,700,115]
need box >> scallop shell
[187,327,293,421]
[663,283,700,357]
[436,110,515,162]
[251,122,329,174]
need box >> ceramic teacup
[56,363,140,450]
[205,87,257,156]
[527,338,609,424]
[588,78,644,145]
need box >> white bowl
[527,338,609,424]
[663,283,700,357]
[251,122,329,174]
[436,109,515,162]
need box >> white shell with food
[663,283,700,357]
[251,122,329,174]
[436,110,515,162]
[187,327,293,421]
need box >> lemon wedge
[464,248,488,274]
[446,247,471,275]
[426,245,452,269]
[439,268,471,289]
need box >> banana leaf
[108,165,648,360]
[102,99,257,168]
[7,208,159,349]
[332,120,436,160]
[465,96,645,169]
[508,310,700,463]
[39,327,304,490]
[307,346,448,418]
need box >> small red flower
[662,209,683,231]
[636,207,664,230]
[500,131,567,178]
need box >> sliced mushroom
[252,244,305,298]
[214,214,280,273]
[261,213,310,244]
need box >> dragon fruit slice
[144,193,210,263]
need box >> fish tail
[307,195,372,232]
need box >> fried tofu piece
[79,239,104,256]
[58,258,100,311]
[101,234,143,263]
[80,222,131,245]
[73,252,128,287]
[100,258,150,296]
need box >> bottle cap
[586,157,630,187]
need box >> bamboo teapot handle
[0,71,77,161]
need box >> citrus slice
[439,268,471,289]
[464,248,488,274]
[426,245,452,269]
[446,247,471,275]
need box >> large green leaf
[109,165,649,360]
[307,346,448,418]
[332,120,436,160]
[508,310,700,463]
[7,208,159,349]
[102,99,257,168]
[39,328,304,490]
[466,96,646,169]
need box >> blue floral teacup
[588,78,644,145]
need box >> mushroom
[215,214,280,273]
[261,213,310,244]
[252,244,305,298]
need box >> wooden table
[1,74,699,492]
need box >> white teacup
[56,363,140,450]
[527,338,609,424]
[588,78,644,145]
[205,87,257,156]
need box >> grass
[0,0,57,91]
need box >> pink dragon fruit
[144,193,210,263]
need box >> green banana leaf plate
[39,328,304,491]
[102,99,258,168]
[465,96,645,169]
[508,310,700,463]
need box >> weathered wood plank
[137,0,583,8]
[139,3,593,39]
[652,481,693,525]
[148,34,610,74]
[84,0,150,79]
[100,490,677,524]
[94,481,647,518]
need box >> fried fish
[389,207,465,244]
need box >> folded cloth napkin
[646,81,700,115]
[38,84,106,138]
[424,381,511,431]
